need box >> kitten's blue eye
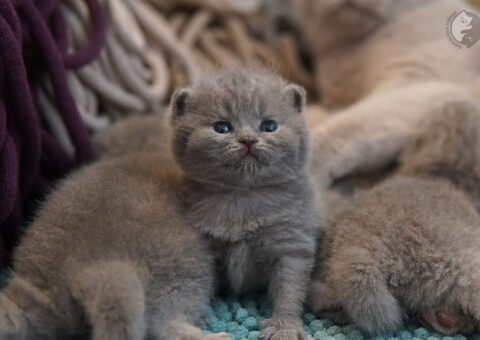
[260,120,277,133]
[213,121,233,134]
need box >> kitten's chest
[215,239,273,293]
[186,189,293,242]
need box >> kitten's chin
[221,152,267,171]
[241,152,259,161]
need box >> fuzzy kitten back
[309,176,480,335]
[399,100,480,212]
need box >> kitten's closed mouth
[242,151,259,161]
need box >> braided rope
[56,0,313,134]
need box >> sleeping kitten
[171,68,322,340]
[309,176,480,335]
[289,0,480,191]
[399,100,480,212]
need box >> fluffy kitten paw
[260,328,306,340]
[203,332,231,340]
[419,310,476,335]
[260,318,306,340]
[348,290,403,335]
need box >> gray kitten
[309,176,480,335]
[0,148,228,340]
[171,68,322,340]
[0,68,320,340]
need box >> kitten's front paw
[260,318,306,340]
[260,328,306,340]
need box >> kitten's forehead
[190,69,288,120]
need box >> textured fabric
[0,0,106,267]
[204,295,480,340]
[58,0,313,129]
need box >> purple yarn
[0,0,106,267]
[64,0,107,68]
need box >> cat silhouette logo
[447,10,480,48]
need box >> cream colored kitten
[291,0,480,189]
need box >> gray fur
[309,99,480,335]
[172,68,322,340]
[0,68,321,340]
[0,149,226,340]
[309,176,480,335]
[399,100,480,212]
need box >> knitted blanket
[205,294,480,340]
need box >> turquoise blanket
[204,294,480,340]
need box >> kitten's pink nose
[239,139,257,150]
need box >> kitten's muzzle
[239,139,260,159]
[239,139,258,151]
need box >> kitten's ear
[171,88,192,118]
[284,84,306,114]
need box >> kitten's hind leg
[344,274,402,335]
[148,274,230,340]
[0,275,56,339]
[322,248,403,335]
[69,261,146,340]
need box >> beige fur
[310,82,473,189]
[399,100,480,212]
[292,0,480,189]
